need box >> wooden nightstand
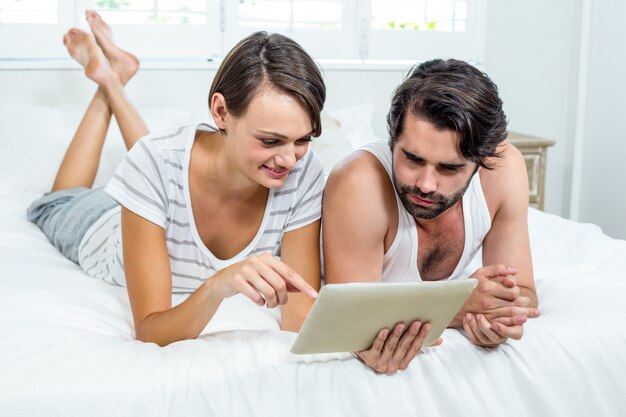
[508,132,555,211]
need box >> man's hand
[354,321,441,375]
[455,264,539,347]
[457,264,539,320]
[462,313,527,347]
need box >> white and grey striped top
[77,123,324,293]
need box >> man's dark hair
[387,59,508,169]
[210,31,326,137]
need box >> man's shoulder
[326,149,395,197]
[323,149,398,230]
[480,141,529,214]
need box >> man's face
[392,114,478,220]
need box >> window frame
[364,0,486,62]
[0,0,486,64]
[222,0,360,60]
[0,0,73,59]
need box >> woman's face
[224,88,314,189]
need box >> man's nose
[415,166,437,194]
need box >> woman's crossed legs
[52,11,149,193]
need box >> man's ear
[209,93,228,131]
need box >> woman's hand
[354,321,442,375]
[209,253,318,308]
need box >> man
[322,59,540,374]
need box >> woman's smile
[261,164,290,179]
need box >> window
[0,0,71,59]
[1,0,485,63]
[0,0,58,23]
[0,0,221,59]
[238,0,343,29]
[371,0,467,32]
[366,0,485,62]
[226,0,484,62]
[92,0,221,59]
[223,0,359,59]
[94,0,208,25]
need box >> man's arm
[323,151,389,283]
[323,151,438,374]
[481,142,537,307]
[456,143,539,347]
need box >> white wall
[0,65,407,138]
[577,0,626,239]
[483,0,583,218]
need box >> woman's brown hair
[209,32,326,137]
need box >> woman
[27,11,326,346]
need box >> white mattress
[1,192,626,416]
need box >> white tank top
[361,141,491,282]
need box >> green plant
[95,0,129,9]
[384,20,438,31]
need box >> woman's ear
[209,93,228,131]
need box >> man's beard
[392,168,476,220]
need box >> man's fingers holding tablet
[355,328,388,371]
[378,323,405,372]
[398,322,432,370]
[355,324,405,374]
[392,321,421,369]
[355,321,439,375]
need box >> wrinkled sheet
[1,192,625,417]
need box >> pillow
[312,102,384,174]
[328,102,380,149]
[0,102,194,194]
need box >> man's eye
[442,165,460,172]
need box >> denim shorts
[26,187,119,263]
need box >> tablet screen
[291,279,477,355]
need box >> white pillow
[0,102,194,194]
[313,102,384,174]
[328,102,380,149]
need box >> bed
[1,103,625,416]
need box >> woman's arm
[121,207,223,346]
[122,207,318,346]
[279,220,322,332]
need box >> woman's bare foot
[86,10,139,85]
[63,28,116,88]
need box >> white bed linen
[1,192,625,417]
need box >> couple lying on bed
[28,11,540,375]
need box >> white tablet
[290,279,478,355]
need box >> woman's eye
[296,137,312,145]
[261,139,280,146]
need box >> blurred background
[1,0,624,239]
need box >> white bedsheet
[1,192,625,417]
